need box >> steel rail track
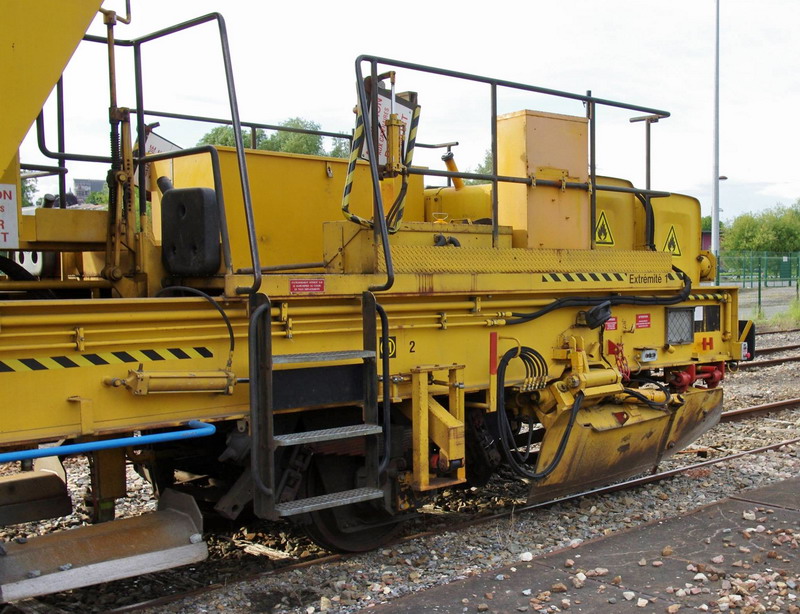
[105,398,800,613]
[755,327,800,336]
[753,343,800,355]
[721,396,800,421]
[738,354,800,368]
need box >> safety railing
[31,14,262,294]
[355,55,673,291]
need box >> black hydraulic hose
[386,177,409,232]
[625,376,673,409]
[621,388,666,409]
[155,286,235,369]
[506,266,691,326]
[376,303,392,476]
[495,347,584,480]
[518,415,536,463]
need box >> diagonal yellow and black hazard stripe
[542,272,626,283]
[0,346,213,374]
[688,293,725,301]
[541,272,682,283]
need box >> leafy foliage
[198,118,350,157]
[328,136,351,158]
[21,177,37,207]
[260,117,324,155]
[197,125,265,149]
[465,149,492,185]
[701,215,726,234]
[86,185,109,205]
[722,201,800,252]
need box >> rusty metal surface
[665,387,722,454]
[528,389,723,504]
[527,414,666,503]
[370,478,800,613]
[739,355,800,369]
[0,489,207,602]
[722,397,800,422]
[0,471,71,526]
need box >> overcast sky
[20,0,800,221]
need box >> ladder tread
[275,487,384,516]
[273,424,382,447]
[273,350,376,365]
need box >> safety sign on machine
[0,184,19,250]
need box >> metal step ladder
[248,292,386,520]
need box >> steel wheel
[300,455,403,552]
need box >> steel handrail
[130,13,261,295]
[354,54,673,286]
[248,300,275,503]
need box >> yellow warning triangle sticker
[595,210,615,246]
[663,225,681,256]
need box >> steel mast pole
[711,0,721,257]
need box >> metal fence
[718,251,800,319]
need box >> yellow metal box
[497,110,590,250]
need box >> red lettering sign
[604,316,618,331]
[289,279,325,294]
[0,183,18,249]
[636,314,651,329]
[701,337,714,351]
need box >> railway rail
[738,353,800,368]
[19,396,792,614]
[751,342,800,355]
[755,327,800,336]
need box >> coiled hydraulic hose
[495,346,584,480]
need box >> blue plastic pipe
[0,420,216,464]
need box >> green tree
[21,177,37,207]
[198,118,341,156]
[197,125,266,149]
[701,215,726,233]
[722,202,800,252]
[261,117,324,155]
[86,185,110,205]
[465,149,492,185]
[328,136,351,158]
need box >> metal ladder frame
[248,292,387,520]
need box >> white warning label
[0,184,20,250]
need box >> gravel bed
[3,332,799,614]
[136,418,798,614]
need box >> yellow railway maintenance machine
[0,2,754,600]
